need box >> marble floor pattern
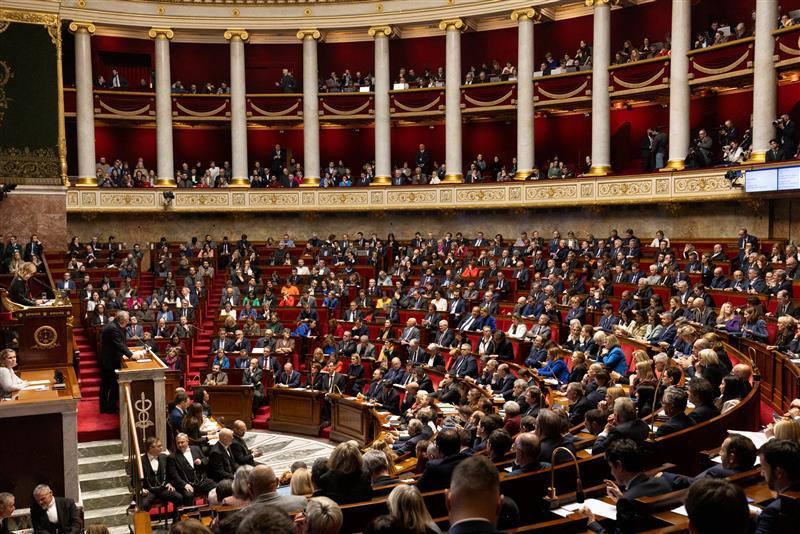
[244,430,336,474]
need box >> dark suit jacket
[568,396,594,427]
[9,275,36,306]
[375,387,401,414]
[207,442,238,481]
[655,412,694,437]
[754,482,800,534]
[592,419,651,454]
[688,403,720,424]
[416,452,470,492]
[167,446,210,486]
[447,519,502,534]
[141,453,170,491]
[276,370,301,387]
[449,355,478,378]
[101,321,133,372]
[319,470,373,504]
[30,497,81,534]
[321,372,347,393]
[590,474,673,533]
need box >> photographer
[775,113,797,158]
[717,120,739,147]
[693,129,714,167]
[723,139,746,165]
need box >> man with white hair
[399,317,420,345]
[30,485,80,534]
[0,492,15,534]
[100,310,147,413]
[592,397,650,454]
[208,428,238,482]
[299,496,343,533]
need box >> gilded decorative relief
[455,188,505,202]
[387,190,437,204]
[250,192,300,206]
[580,183,594,197]
[99,192,157,206]
[525,185,578,201]
[597,181,652,197]
[317,191,368,206]
[673,175,730,194]
[175,192,229,207]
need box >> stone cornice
[65,169,754,214]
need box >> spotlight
[162,191,175,205]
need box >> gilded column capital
[510,8,541,23]
[585,0,619,6]
[224,29,250,41]
[438,18,465,32]
[148,27,174,40]
[68,21,96,35]
[296,28,322,41]
[368,25,395,38]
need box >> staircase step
[80,469,129,492]
[81,487,132,509]
[79,453,126,474]
[78,439,123,458]
[83,505,131,528]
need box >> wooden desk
[197,385,255,428]
[330,395,388,447]
[119,354,168,457]
[268,387,325,437]
[0,367,81,508]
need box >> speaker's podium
[0,290,81,509]
[330,396,388,447]
[118,353,168,457]
[268,386,326,436]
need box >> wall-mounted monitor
[777,166,800,191]
[745,168,778,193]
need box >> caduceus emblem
[134,392,154,444]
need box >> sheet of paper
[552,499,617,521]
[671,504,761,517]
[251,348,264,354]
[22,385,49,391]
[728,430,769,449]
[136,358,152,363]
[26,380,51,386]
[543,378,559,386]
[711,455,760,466]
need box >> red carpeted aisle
[75,326,120,442]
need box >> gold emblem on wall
[33,325,58,349]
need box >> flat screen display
[777,166,800,190]
[745,168,778,193]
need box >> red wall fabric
[90,36,154,88]
[461,28,518,73]
[173,128,231,168]
[94,125,156,169]
[534,15,593,66]
[247,129,305,168]
[246,44,303,92]
[319,41,375,79]
[610,103,669,171]
[534,113,592,170]
[390,36,445,81]
[391,124,446,168]
[689,90,753,136]
[610,0,671,51]
[319,128,376,170]
[462,121,516,169]
[170,42,230,90]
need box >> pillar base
[660,159,685,171]
[300,177,321,187]
[584,165,612,177]
[229,177,251,188]
[747,151,767,164]
[443,173,464,184]
[75,176,98,187]
[514,170,535,181]
[154,178,177,188]
[370,175,392,186]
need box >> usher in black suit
[99,321,133,413]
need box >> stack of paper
[552,499,617,520]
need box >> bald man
[249,465,307,513]
[207,428,238,482]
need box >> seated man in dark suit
[167,433,217,504]
[582,439,673,533]
[754,439,800,534]
[138,437,184,511]
[207,429,239,482]
[655,386,695,437]
[688,377,721,424]
[535,409,576,465]
[169,391,189,431]
[509,432,550,474]
[321,360,347,394]
[446,455,505,534]
[592,397,650,454]
[30,484,81,534]
[391,418,429,455]
[566,382,594,427]
[230,420,262,467]
[662,434,757,490]
[449,343,478,378]
[374,379,401,415]
[416,429,470,492]
[275,362,301,388]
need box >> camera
[773,118,785,126]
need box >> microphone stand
[649,378,663,440]
[544,446,584,509]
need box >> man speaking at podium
[100,311,147,414]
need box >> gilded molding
[510,8,541,23]
[367,25,394,38]
[296,28,321,41]
[438,18,465,31]
[147,27,174,39]
[224,28,249,41]
[68,21,96,34]
[584,0,620,6]
[0,9,58,27]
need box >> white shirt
[507,323,528,340]
[182,448,194,468]
[148,454,159,473]
[0,367,26,394]
[45,498,58,524]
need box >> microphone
[544,446,584,509]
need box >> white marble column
[148,28,176,187]
[750,0,779,162]
[69,22,97,186]
[587,0,613,175]
[369,26,393,186]
[439,19,465,183]
[665,0,691,170]
[512,8,539,180]
[225,29,250,187]
[297,29,321,187]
